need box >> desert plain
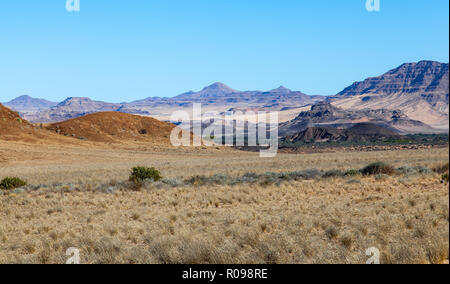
[0,138,448,264]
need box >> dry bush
[433,163,449,174]
[361,162,396,176]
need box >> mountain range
[23,97,120,123]
[328,61,449,129]
[2,60,449,135]
[3,83,325,124]
[118,83,324,117]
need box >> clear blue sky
[0,0,449,103]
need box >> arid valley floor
[0,141,448,264]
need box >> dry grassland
[0,142,448,264]
[0,142,447,185]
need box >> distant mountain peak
[200,82,237,94]
[14,94,32,99]
[271,86,292,93]
[57,97,95,106]
[208,82,231,88]
[4,95,57,112]
[7,94,42,103]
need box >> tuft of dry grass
[325,227,339,240]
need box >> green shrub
[361,162,396,176]
[129,167,162,184]
[442,173,449,183]
[0,177,27,190]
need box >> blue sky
[0,0,449,103]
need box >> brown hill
[0,103,78,144]
[0,103,31,135]
[0,103,62,144]
[0,103,37,141]
[46,112,177,144]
